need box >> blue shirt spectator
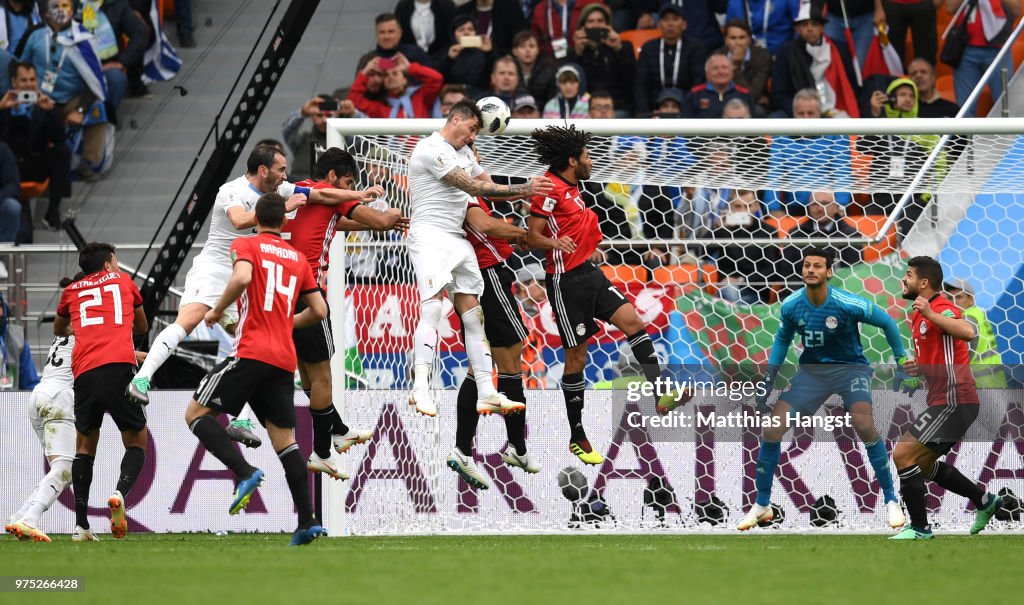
[763,134,854,213]
[726,0,800,54]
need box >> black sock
[72,454,95,530]
[627,330,661,383]
[455,377,479,456]
[328,405,350,437]
[562,372,586,442]
[898,465,930,529]
[278,444,315,529]
[189,416,256,478]
[499,373,527,455]
[929,461,986,508]
[310,406,335,459]
[115,446,145,497]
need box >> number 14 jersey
[57,272,142,377]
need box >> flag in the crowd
[142,0,182,83]
[863,23,904,79]
[979,0,1008,42]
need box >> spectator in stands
[350,53,443,118]
[685,53,752,118]
[458,0,530,55]
[0,61,69,231]
[282,94,356,181]
[85,0,148,109]
[356,12,433,73]
[439,15,495,97]
[885,0,937,67]
[486,55,523,106]
[571,3,635,116]
[0,140,19,242]
[395,0,457,59]
[782,191,862,283]
[0,291,38,390]
[764,89,854,216]
[726,0,801,54]
[634,2,706,116]
[660,0,727,53]
[543,63,590,118]
[718,19,771,117]
[948,0,1019,115]
[722,96,752,118]
[824,0,883,66]
[511,91,541,117]
[705,190,782,304]
[1,1,40,54]
[587,89,615,117]
[531,0,608,59]
[908,57,960,118]
[436,82,469,117]
[771,1,860,118]
[20,0,109,181]
[511,30,556,107]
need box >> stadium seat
[601,264,648,284]
[764,215,807,238]
[844,214,896,262]
[652,264,717,289]
[19,179,49,202]
[619,29,662,59]
[936,74,994,116]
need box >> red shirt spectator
[350,54,444,118]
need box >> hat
[578,3,612,28]
[944,278,975,295]
[516,263,545,283]
[450,14,474,36]
[512,93,538,111]
[555,64,581,81]
[655,87,685,106]
[659,1,686,19]
[794,0,828,24]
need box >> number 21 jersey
[57,272,142,377]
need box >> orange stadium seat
[19,179,49,202]
[764,215,807,238]
[601,264,648,284]
[619,29,662,59]
[844,214,896,262]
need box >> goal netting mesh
[323,118,1024,534]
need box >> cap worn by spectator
[516,263,546,284]
[944,278,974,295]
[794,0,828,24]
[513,93,538,112]
[655,87,685,106]
[659,2,686,19]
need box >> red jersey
[465,197,513,270]
[911,294,978,406]
[529,170,602,274]
[232,232,319,371]
[56,271,142,377]
[282,179,362,287]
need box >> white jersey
[33,335,75,399]
[196,176,300,266]
[408,131,484,237]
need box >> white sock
[25,459,72,523]
[412,299,443,388]
[138,323,188,380]
[461,306,495,398]
[13,487,38,521]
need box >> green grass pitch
[2,533,1022,604]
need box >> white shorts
[408,228,484,301]
[180,255,239,325]
[29,389,76,462]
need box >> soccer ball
[476,97,510,135]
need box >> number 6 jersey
[57,272,142,377]
[230,232,319,371]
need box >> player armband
[293,186,311,197]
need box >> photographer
[570,4,635,116]
[438,15,494,98]
[281,94,361,181]
[0,61,69,233]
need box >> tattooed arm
[441,166,553,199]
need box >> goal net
[323,118,1024,534]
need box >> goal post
[323,117,1024,534]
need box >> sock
[499,373,527,455]
[25,459,72,523]
[412,299,443,387]
[137,323,188,380]
[328,406,350,436]
[278,444,315,529]
[454,376,479,456]
[898,465,930,529]
[626,330,661,383]
[461,307,496,398]
[864,439,897,503]
[929,461,986,508]
[754,440,781,507]
[310,406,335,459]
[562,372,586,442]
[72,454,95,530]
[115,446,145,497]
[189,416,256,478]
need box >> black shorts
[546,261,629,349]
[293,290,334,363]
[74,363,146,434]
[193,358,297,429]
[910,403,981,456]
[481,264,528,348]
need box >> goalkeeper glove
[755,366,779,413]
[893,356,920,396]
